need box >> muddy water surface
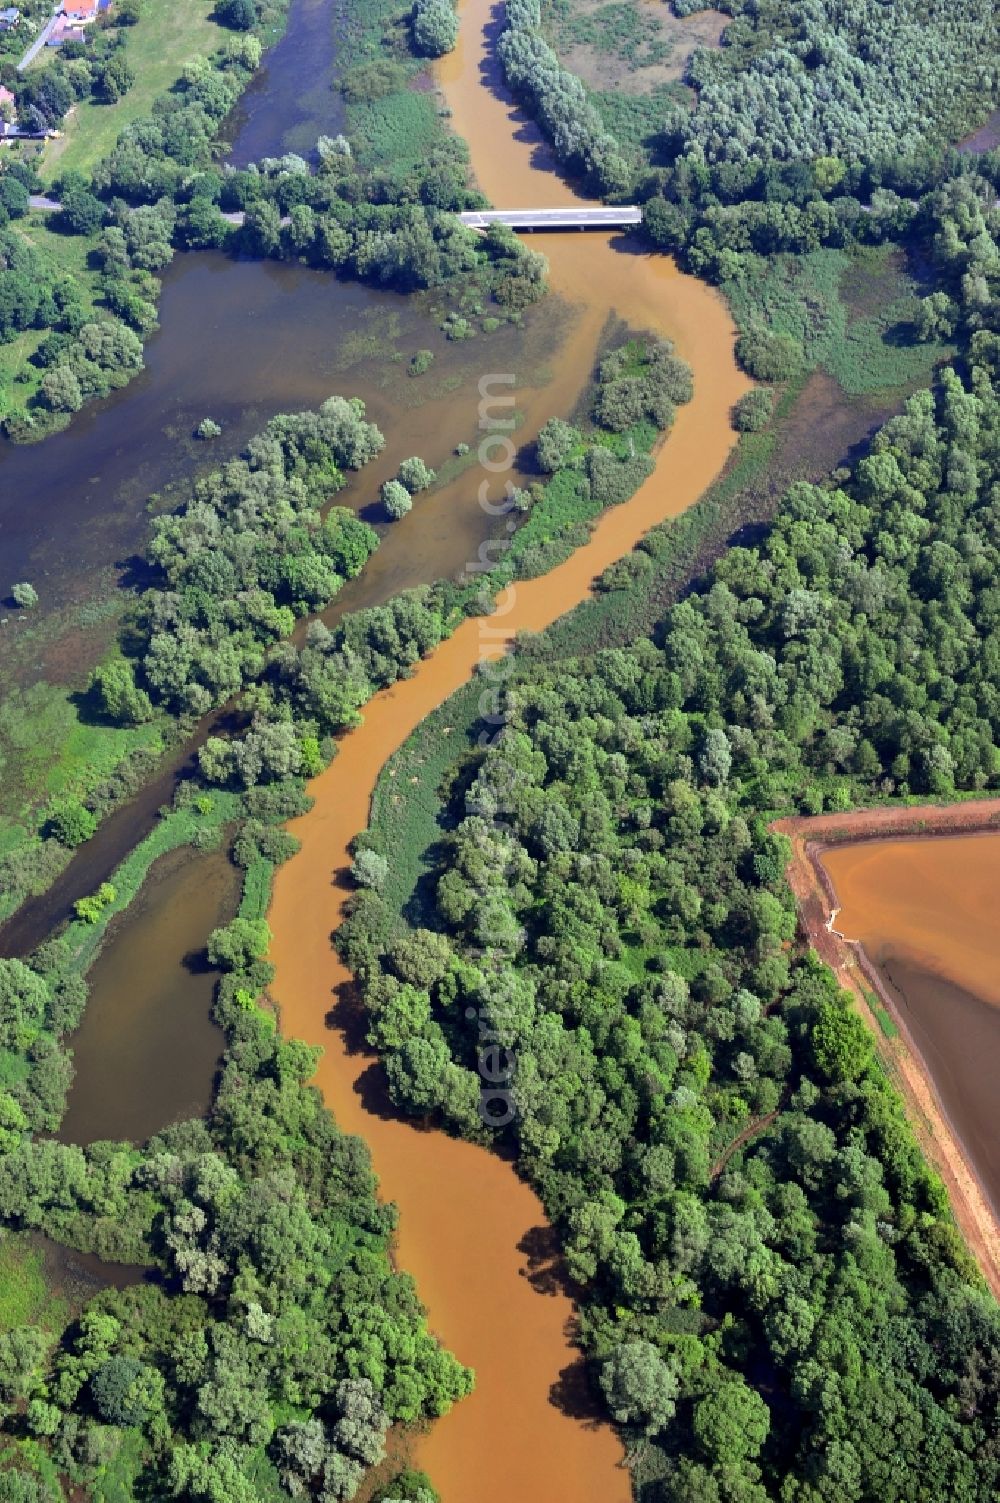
[0,0,570,648]
[19,0,748,1482]
[58,842,241,1146]
[268,0,747,1498]
[823,833,1000,1217]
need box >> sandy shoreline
[774,802,1000,1299]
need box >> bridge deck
[458,206,642,231]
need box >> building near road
[47,15,86,44]
[40,0,109,49]
[0,7,20,30]
[0,83,16,137]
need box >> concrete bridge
[27,196,642,235]
[458,206,643,232]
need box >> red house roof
[61,0,99,17]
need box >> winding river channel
[267,0,747,1495]
[5,0,748,1490]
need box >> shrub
[352,849,389,890]
[409,350,434,377]
[217,0,256,29]
[74,882,116,924]
[206,916,272,971]
[397,456,436,493]
[11,582,37,609]
[90,1356,158,1427]
[40,366,83,414]
[382,480,413,520]
[412,0,458,57]
[90,659,154,725]
[586,447,655,506]
[58,179,104,236]
[373,1472,439,1503]
[97,53,135,104]
[735,329,802,383]
[196,417,222,439]
[732,388,775,432]
[441,314,472,341]
[536,417,580,473]
[341,60,406,105]
[46,799,97,848]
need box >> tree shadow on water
[323,974,429,1129]
[324,973,368,1055]
[183,945,216,977]
[517,1222,575,1298]
[549,1354,608,1426]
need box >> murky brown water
[823,834,1000,1217]
[0,0,569,661]
[0,251,560,648]
[57,841,241,1145]
[267,0,747,1497]
[17,0,747,1484]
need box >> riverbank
[266,310,743,1497]
[266,1,747,1495]
[776,802,1000,1298]
[1,0,998,1492]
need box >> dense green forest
[2,0,1000,1496]
[500,0,1000,267]
[0,939,471,1501]
[332,45,1000,1493]
[664,0,994,170]
[343,345,1000,1503]
[0,328,691,1495]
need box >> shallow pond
[823,832,1000,1218]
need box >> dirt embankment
[774,801,1000,1299]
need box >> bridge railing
[457,207,643,231]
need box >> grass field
[41,0,225,181]
[0,1235,68,1332]
[0,675,164,829]
[723,244,951,397]
[545,0,726,95]
[368,678,482,923]
[0,651,168,925]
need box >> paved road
[17,10,60,72]
[458,206,643,230]
[28,199,296,228]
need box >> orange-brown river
[268,0,748,1496]
[822,834,1000,1219]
